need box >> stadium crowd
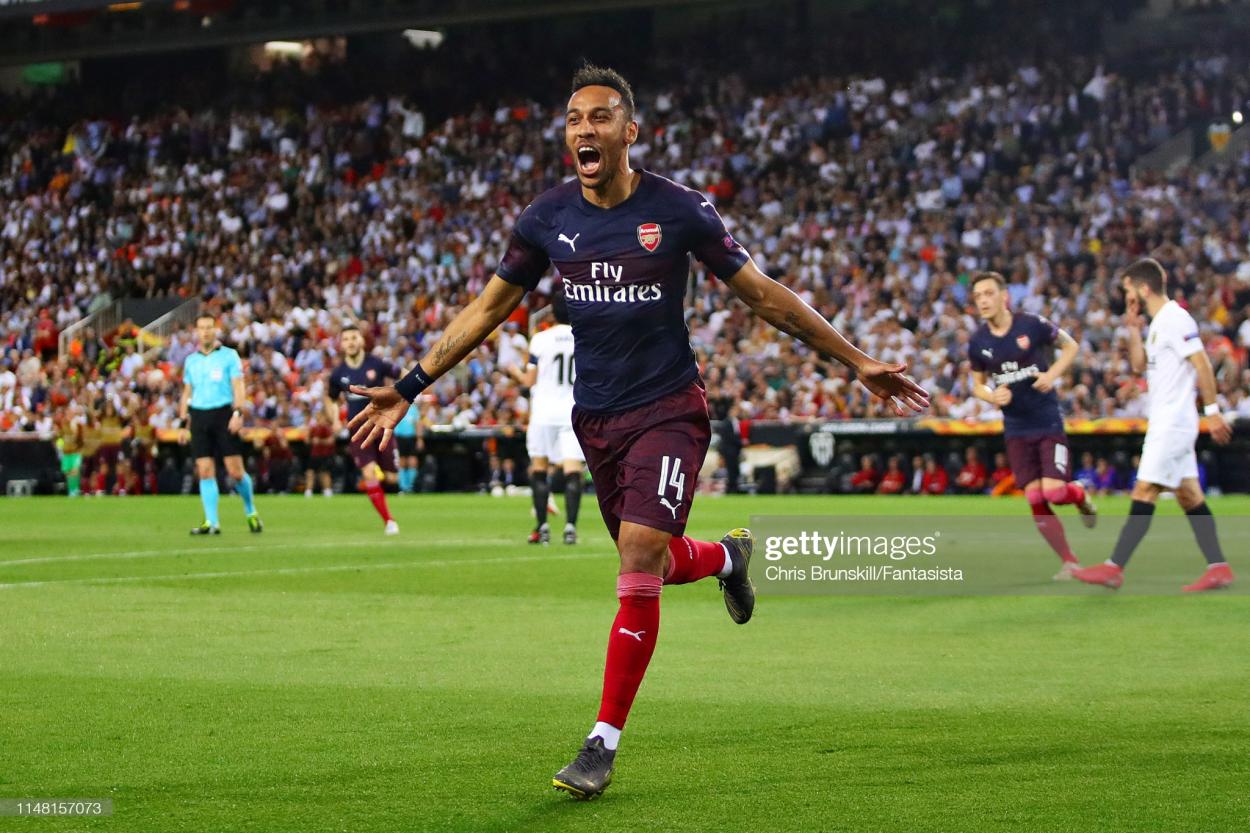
[4,38,1250,493]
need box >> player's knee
[1024,486,1045,507]
[1130,481,1159,502]
[1042,485,1068,504]
[196,460,215,479]
[616,525,669,576]
[1175,481,1203,509]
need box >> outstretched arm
[349,276,525,449]
[725,260,929,414]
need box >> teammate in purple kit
[969,272,1097,579]
[347,64,929,798]
[325,326,402,535]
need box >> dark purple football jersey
[968,312,1064,436]
[330,355,403,420]
[496,170,749,413]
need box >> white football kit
[1137,300,1204,488]
[525,324,584,463]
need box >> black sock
[1185,503,1226,566]
[1110,500,1156,568]
[565,473,581,526]
[531,471,549,529]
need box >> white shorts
[526,422,584,464]
[1137,428,1199,489]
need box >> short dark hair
[340,324,361,335]
[971,271,1006,290]
[571,63,635,119]
[195,313,215,325]
[1123,258,1167,295]
[551,291,569,325]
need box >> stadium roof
[0,0,785,66]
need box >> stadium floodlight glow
[402,29,445,49]
[1234,111,1244,125]
[263,41,307,57]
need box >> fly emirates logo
[562,262,663,303]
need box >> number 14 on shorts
[658,455,685,518]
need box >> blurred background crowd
[3,0,1250,493]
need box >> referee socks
[199,478,220,528]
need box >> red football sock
[596,572,662,729]
[365,483,392,523]
[1027,489,1076,563]
[664,536,727,585]
[1043,481,1085,506]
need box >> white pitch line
[0,537,520,568]
[0,550,601,590]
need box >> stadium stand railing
[58,301,122,361]
[1134,128,1195,175]
[141,300,201,347]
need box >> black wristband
[395,364,434,403]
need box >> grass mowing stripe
[0,537,526,568]
[0,550,603,590]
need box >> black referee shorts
[190,405,241,459]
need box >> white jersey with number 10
[528,324,576,427]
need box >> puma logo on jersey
[558,232,580,252]
[981,349,993,358]
[660,497,681,519]
[617,627,646,642]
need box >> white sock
[588,722,621,751]
[716,543,733,578]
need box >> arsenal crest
[1016,334,1031,351]
[637,222,662,252]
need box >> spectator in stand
[113,458,141,496]
[921,455,950,495]
[954,447,988,494]
[850,454,880,494]
[1092,457,1120,495]
[1075,452,1099,492]
[990,452,1014,491]
[910,454,926,494]
[877,455,907,495]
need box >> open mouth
[576,145,602,177]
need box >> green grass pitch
[1,493,1247,832]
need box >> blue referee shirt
[184,346,243,410]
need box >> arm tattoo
[431,331,466,371]
[774,310,814,343]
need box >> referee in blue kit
[179,313,263,535]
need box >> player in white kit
[516,293,585,545]
[1073,258,1235,591]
